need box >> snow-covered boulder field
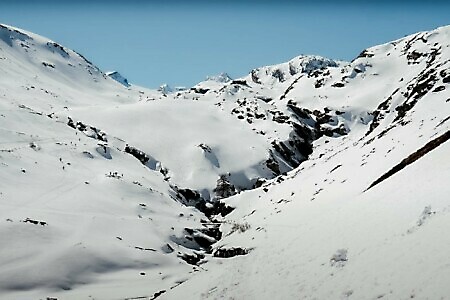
[0,23,449,299]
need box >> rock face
[106,71,130,87]
[213,175,237,200]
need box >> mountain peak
[206,72,232,83]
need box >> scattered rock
[150,290,166,300]
[23,218,47,226]
[330,249,348,267]
[416,206,435,227]
[179,252,205,265]
[272,69,285,82]
[356,49,374,59]
[331,82,345,88]
[213,247,251,258]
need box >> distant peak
[158,84,186,94]
[287,55,340,74]
[206,72,232,83]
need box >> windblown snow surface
[0,23,449,299]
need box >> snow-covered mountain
[0,23,449,300]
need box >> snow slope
[162,26,450,299]
[0,23,449,299]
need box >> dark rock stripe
[366,130,450,191]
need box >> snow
[65,99,274,198]
[0,22,449,299]
[106,71,131,87]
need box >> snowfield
[0,23,449,299]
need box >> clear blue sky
[0,1,449,88]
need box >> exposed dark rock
[272,69,285,82]
[124,145,149,165]
[290,137,313,158]
[395,68,438,122]
[150,290,166,300]
[407,50,424,64]
[231,79,249,86]
[23,218,47,226]
[272,114,290,124]
[329,164,342,174]
[280,75,304,100]
[254,112,266,119]
[177,188,202,202]
[433,86,445,92]
[426,47,441,66]
[42,62,55,68]
[195,200,234,218]
[251,70,261,84]
[314,79,324,88]
[287,101,312,120]
[162,243,174,254]
[73,50,95,66]
[46,41,70,58]
[289,63,298,76]
[134,246,157,252]
[265,154,281,175]
[292,122,314,141]
[213,247,251,258]
[0,24,32,46]
[435,116,450,128]
[331,82,345,88]
[213,175,237,200]
[183,228,217,250]
[66,117,107,142]
[253,177,267,188]
[67,117,76,129]
[402,33,422,54]
[255,96,272,103]
[190,87,209,94]
[198,224,222,242]
[356,49,375,59]
[272,140,299,167]
[198,143,211,152]
[179,252,205,265]
[366,130,450,191]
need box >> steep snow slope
[162,26,450,299]
[0,23,225,300]
[0,22,449,300]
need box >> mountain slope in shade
[0,23,449,300]
[106,71,131,87]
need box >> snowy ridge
[0,23,449,299]
[106,71,130,87]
